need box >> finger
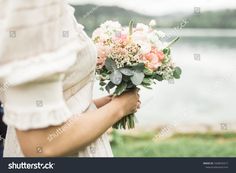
[137,102,141,109]
[134,89,138,95]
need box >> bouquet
[92,20,182,129]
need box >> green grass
[111,131,236,157]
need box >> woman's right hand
[112,89,140,118]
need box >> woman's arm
[93,95,112,108]
[16,90,139,157]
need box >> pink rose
[143,48,165,70]
[151,47,165,61]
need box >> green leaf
[163,48,170,56]
[120,68,134,76]
[114,82,127,96]
[142,78,152,85]
[175,67,182,75]
[174,74,180,79]
[141,84,152,89]
[163,54,171,64]
[99,81,106,86]
[143,68,153,76]
[155,74,163,81]
[164,37,180,49]
[129,20,134,36]
[131,71,145,85]
[110,70,122,85]
[127,82,135,89]
[105,58,117,72]
[173,67,182,79]
[122,75,131,82]
[132,63,145,72]
[105,81,115,93]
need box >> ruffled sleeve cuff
[3,75,73,131]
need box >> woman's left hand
[93,95,113,108]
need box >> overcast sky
[67,0,236,16]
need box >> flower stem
[165,37,180,48]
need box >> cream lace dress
[0,0,113,157]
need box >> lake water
[93,29,236,129]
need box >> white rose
[101,21,122,30]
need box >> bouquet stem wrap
[113,113,136,129]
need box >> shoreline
[123,122,236,135]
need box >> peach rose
[143,48,165,70]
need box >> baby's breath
[109,42,142,68]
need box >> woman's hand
[112,89,140,118]
[93,95,112,108]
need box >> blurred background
[68,0,236,157]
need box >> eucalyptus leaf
[105,81,115,93]
[122,75,131,82]
[132,63,145,72]
[173,67,182,79]
[174,74,180,79]
[105,58,117,71]
[110,70,122,85]
[120,68,134,76]
[114,82,127,96]
[131,71,145,85]
[127,82,135,89]
[174,67,182,75]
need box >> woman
[0,0,140,157]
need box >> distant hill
[73,4,152,34]
[72,4,236,35]
[183,9,236,28]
